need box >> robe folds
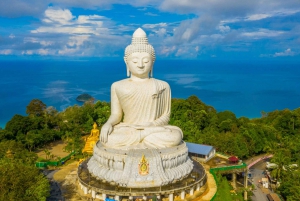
[104,78,183,149]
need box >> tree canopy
[1,97,299,200]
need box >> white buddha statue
[100,28,183,149]
[86,28,194,187]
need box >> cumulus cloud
[43,7,74,25]
[32,7,109,35]
[1,0,300,58]
[22,7,129,56]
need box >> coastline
[1,59,300,129]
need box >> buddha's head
[124,28,155,78]
[93,122,97,129]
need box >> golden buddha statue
[82,122,100,154]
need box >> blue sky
[0,0,300,59]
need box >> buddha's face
[126,52,153,78]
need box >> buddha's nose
[137,60,144,68]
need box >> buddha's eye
[143,58,149,63]
[132,58,138,63]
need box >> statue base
[87,141,193,188]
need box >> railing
[210,162,247,172]
[247,154,273,169]
[35,151,76,168]
[216,152,230,159]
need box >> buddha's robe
[104,78,182,149]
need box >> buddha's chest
[116,80,156,99]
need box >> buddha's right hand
[100,123,113,143]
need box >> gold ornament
[138,154,149,175]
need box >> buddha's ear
[150,63,154,77]
[127,67,130,77]
[124,57,130,77]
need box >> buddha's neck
[130,75,151,82]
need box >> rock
[76,94,94,103]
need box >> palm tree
[271,150,290,183]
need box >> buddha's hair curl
[124,36,156,62]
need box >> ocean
[1,59,300,128]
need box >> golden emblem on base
[138,154,149,175]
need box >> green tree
[0,159,50,201]
[26,99,46,117]
[0,140,50,200]
[278,167,300,201]
[5,115,31,137]
[271,150,290,182]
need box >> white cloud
[1,0,300,58]
[31,7,110,36]
[38,49,49,55]
[26,7,125,56]
[245,14,270,21]
[241,29,285,38]
[145,12,159,16]
[142,23,167,29]
[182,28,192,40]
[22,50,33,55]
[274,48,295,57]
[160,0,258,16]
[159,45,176,56]
[155,28,167,37]
[218,25,230,33]
[244,9,300,21]
[44,7,74,25]
[0,49,12,55]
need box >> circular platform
[78,158,207,199]
[87,141,194,188]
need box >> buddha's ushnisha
[100,28,183,149]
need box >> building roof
[229,156,239,162]
[186,142,215,155]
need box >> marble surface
[87,141,193,187]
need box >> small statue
[100,28,183,149]
[82,122,99,154]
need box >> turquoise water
[1,59,300,128]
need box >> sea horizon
[1,59,300,129]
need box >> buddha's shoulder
[151,78,170,88]
[111,79,130,87]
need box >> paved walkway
[248,160,275,201]
[43,169,64,201]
